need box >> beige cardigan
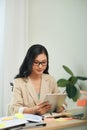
[8,74,60,115]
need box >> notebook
[23,114,43,122]
[0,114,45,130]
[0,119,27,130]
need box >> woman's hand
[34,101,51,115]
[57,106,65,113]
[57,102,67,113]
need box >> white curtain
[0,0,29,116]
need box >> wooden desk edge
[23,108,87,130]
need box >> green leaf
[72,90,80,102]
[57,79,68,87]
[66,85,77,98]
[68,76,78,85]
[72,96,78,102]
[77,76,87,80]
[63,65,74,76]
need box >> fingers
[39,106,51,115]
[35,102,51,115]
[37,105,51,115]
[38,101,50,106]
[57,106,64,113]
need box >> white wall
[28,0,87,109]
[0,0,30,116]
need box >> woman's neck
[29,73,42,94]
[29,73,42,80]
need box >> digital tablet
[44,93,66,113]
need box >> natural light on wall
[0,0,29,116]
[0,0,6,116]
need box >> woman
[8,44,65,115]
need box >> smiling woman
[8,44,64,116]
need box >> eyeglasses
[33,61,47,66]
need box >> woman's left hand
[57,106,65,113]
[57,103,67,113]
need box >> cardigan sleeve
[8,79,25,115]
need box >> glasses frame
[33,61,47,66]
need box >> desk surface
[24,108,87,130]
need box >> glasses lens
[41,61,47,66]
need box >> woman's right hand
[33,101,51,115]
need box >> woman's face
[32,53,47,76]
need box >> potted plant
[57,65,87,101]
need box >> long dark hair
[15,44,49,78]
